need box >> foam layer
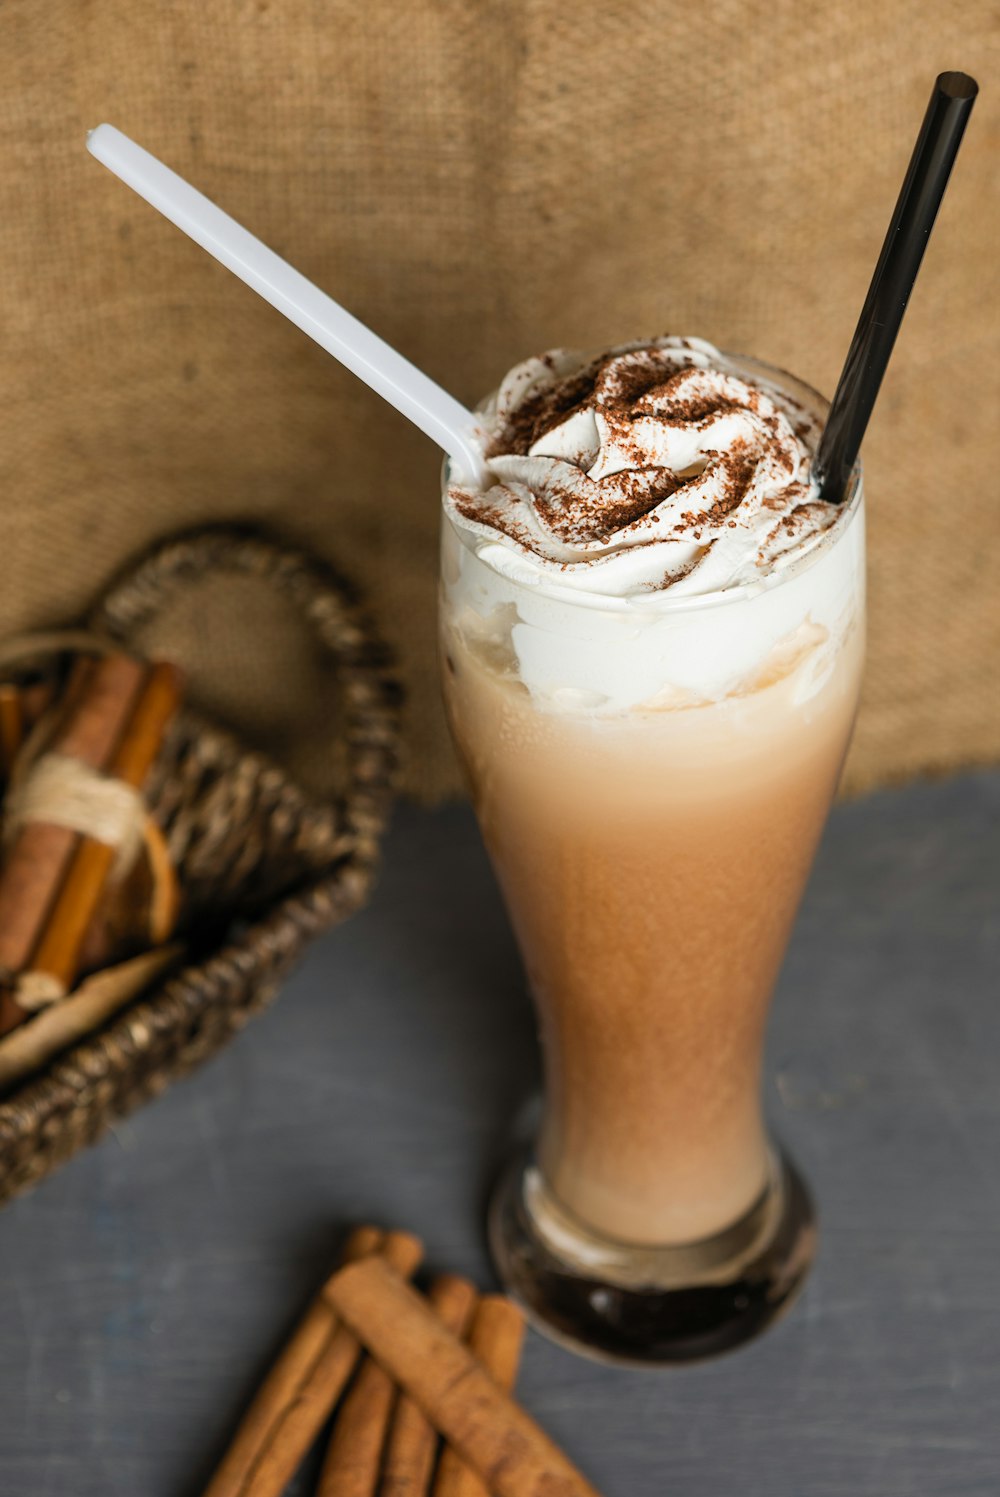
[441,344,864,712]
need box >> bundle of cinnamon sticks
[203,1225,605,1497]
[0,650,183,1037]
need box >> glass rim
[441,347,865,618]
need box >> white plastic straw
[86,124,487,484]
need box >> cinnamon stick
[0,677,59,776]
[0,684,24,780]
[368,1275,477,1497]
[0,654,147,1031]
[431,1296,525,1497]
[315,1330,398,1497]
[202,1228,423,1497]
[20,678,57,736]
[75,814,180,976]
[327,1258,602,1497]
[19,660,183,1008]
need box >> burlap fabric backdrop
[3,3,998,800]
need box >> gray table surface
[1,772,999,1497]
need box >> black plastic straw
[816,71,978,503]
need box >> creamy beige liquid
[443,615,864,1246]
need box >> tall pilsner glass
[440,352,865,1363]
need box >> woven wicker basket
[0,526,400,1205]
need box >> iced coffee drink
[440,338,864,1362]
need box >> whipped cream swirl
[447,337,838,600]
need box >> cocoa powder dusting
[454,340,824,589]
[487,359,603,458]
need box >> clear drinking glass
[439,355,865,1363]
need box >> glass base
[488,1144,816,1366]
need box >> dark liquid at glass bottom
[489,1144,815,1366]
